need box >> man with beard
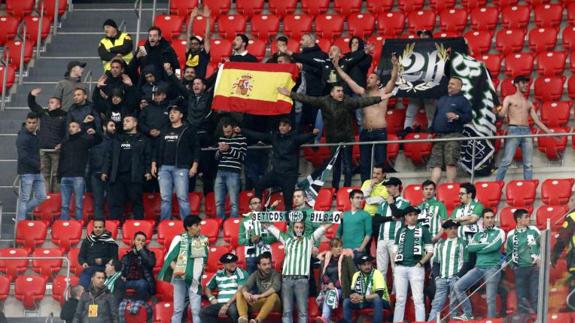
[132,26,179,81]
[54,60,88,111]
[89,119,116,220]
[78,219,119,289]
[138,86,170,139]
[185,7,211,78]
[93,87,136,132]
[73,270,119,323]
[138,64,173,101]
[98,19,133,71]
[181,66,196,90]
[230,34,258,62]
[94,58,134,98]
[101,115,152,221]
[67,88,101,133]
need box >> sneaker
[453,313,474,321]
[238,317,249,323]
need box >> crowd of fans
[11,5,566,323]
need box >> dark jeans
[255,171,297,211]
[246,256,258,275]
[514,266,539,313]
[189,149,217,195]
[332,145,353,190]
[80,265,105,289]
[90,173,108,220]
[200,302,239,322]
[108,173,144,221]
[125,279,150,301]
[245,149,269,190]
[343,297,389,323]
[359,129,388,182]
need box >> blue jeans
[496,126,533,181]
[343,297,388,323]
[454,267,501,318]
[514,266,539,313]
[214,170,240,219]
[428,277,458,321]
[17,174,47,220]
[80,265,105,289]
[158,166,190,220]
[359,128,388,182]
[60,176,85,220]
[281,277,309,323]
[172,278,201,323]
[126,279,150,301]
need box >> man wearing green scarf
[104,258,125,306]
[157,215,208,323]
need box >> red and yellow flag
[212,62,299,115]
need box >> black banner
[378,38,468,99]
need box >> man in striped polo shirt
[417,180,448,242]
[266,220,331,323]
[373,177,410,277]
[239,196,277,274]
[201,253,249,322]
[215,117,247,219]
[428,220,470,321]
[451,182,484,242]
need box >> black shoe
[396,127,413,138]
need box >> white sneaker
[453,313,474,321]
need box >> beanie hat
[103,19,118,30]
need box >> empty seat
[439,8,468,33]
[377,12,405,38]
[15,275,47,309]
[0,276,9,301]
[478,53,502,79]
[217,15,247,40]
[155,281,174,302]
[534,76,564,102]
[536,205,568,230]
[506,180,539,207]
[504,52,533,78]
[536,51,566,76]
[149,247,165,275]
[87,220,120,240]
[314,188,335,211]
[16,220,48,252]
[143,193,161,220]
[31,248,63,279]
[223,218,242,247]
[366,0,394,15]
[430,0,456,11]
[569,76,575,100]
[403,133,433,166]
[500,77,531,98]
[501,5,531,29]
[157,220,183,248]
[315,14,344,39]
[204,191,230,218]
[6,39,34,67]
[0,248,28,281]
[6,0,34,19]
[238,190,256,215]
[170,0,198,17]
[541,178,575,206]
[153,15,183,39]
[333,37,352,54]
[235,0,264,16]
[563,26,575,51]
[528,27,558,53]
[464,30,492,56]
[475,181,504,210]
[469,6,499,31]
[398,0,425,12]
[386,108,407,135]
[154,302,174,323]
[534,3,563,28]
[247,39,266,61]
[32,193,61,222]
[204,0,231,17]
[336,187,361,212]
[209,38,232,63]
[250,14,280,40]
[270,242,285,272]
[536,128,569,160]
[52,275,79,304]
[268,0,297,16]
[301,0,329,15]
[461,0,488,9]
[122,220,154,245]
[407,10,436,33]
[206,245,230,272]
[0,16,20,46]
[569,3,575,25]
[200,218,220,244]
[495,29,526,55]
[42,0,69,18]
[67,248,83,276]
[347,13,375,38]
[283,14,313,39]
[540,101,571,128]
[403,184,424,206]
[436,183,461,215]
[334,0,362,15]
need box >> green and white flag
[298,145,341,207]
[250,210,342,224]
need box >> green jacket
[506,226,540,267]
[467,226,505,269]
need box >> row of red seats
[2,0,66,20]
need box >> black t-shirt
[162,126,184,166]
[118,134,135,174]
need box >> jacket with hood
[93,87,136,130]
[27,93,67,149]
[341,37,372,91]
[102,132,152,183]
[16,125,41,175]
[154,125,200,169]
[131,38,180,81]
[67,101,102,133]
[58,131,102,178]
[138,65,173,100]
[53,76,89,111]
[138,99,170,136]
[293,44,330,96]
[72,286,119,323]
[89,132,114,175]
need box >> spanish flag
[212,62,299,115]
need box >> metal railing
[53,0,60,37]
[83,69,93,97]
[17,23,27,85]
[134,0,143,50]
[35,2,45,61]
[0,49,10,112]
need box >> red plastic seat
[534,76,565,103]
[500,77,531,98]
[504,52,533,78]
[32,193,61,223]
[333,0,361,15]
[528,27,558,53]
[170,0,199,17]
[87,219,119,239]
[52,275,79,304]
[430,0,456,11]
[439,8,468,33]
[563,26,575,51]
[121,220,154,245]
[247,39,266,61]
[0,16,20,46]
[31,248,63,279]
[314,14,344,39]
[461,0,488,9]
[569,3,575,25]
[495,29,526,55]
[469,6,499,31]
[209,38,232,63]
[377,12,405,38]
[407,10,436,34]
[16,220,47,252]
[499,206,533,232]
[536,205,568,231]
[501,5,531,29]
[142,193,161,220]
[464,30,492,56]
[536,128,569,160]
[403,184,424,206]
[217,15,247,40]
[366,0,394,15]
[268,0,297,16]
[301,0,329,15]
[154,302,174,323]
[347,13,375,38]
[541,178,575,206]
[536,51,566,76]
[534,3,563,28]
[398,0,425,12]
[67,248,83,276]
[153,15,183,39]
[283,14,313,40]
[238,190,256,215]
[149,247,165,275]
[270,242,285,272]
[540,101,571,128]
[0,276,9,301]
[42,0,69,19]
[569,76,575,100]
[548,313,573,322]
[472,181,503,213]
[477,53,502,79]
[204,0,231,17]
[236,0,264,16]
[250,14,280,40]
[437,183,461,215]
[15,275,47,309]
[155,281,173,302]
[6,39,34,67]
[386,134,401,163]
[200,218,220,244]
[386,108,406,135]
[336,187,361,212]
[206,245,230,272]
[222,218,242,247]
[506,180,539,207]
[314,188,335,211]
[333,37,352,54]
[204,191,231,218]
[6,0,34,19]
[0,248,28,281]
[403,133,433,166]
[266,191,286,211]
[157,220,183,248]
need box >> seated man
[78,219,119,289]
[343,255,390,323]
[104,258,126,305]
[236,252,282,323]
[201,253,249,322]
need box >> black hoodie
[58,131,102,178]
[293,44,329,96]
[341,37,372,91]
[131,38,180,82]
[16,125,41,175]
[27,93,67,149]
[93,87,136,131]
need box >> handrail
[119,20,127,33]
[36,2,45,60]
[0,48,9,112]
[83,70,93,97]
[151,0,158,24]
[53,0,60,37]
[18,24,27,85]
[134,0,143,51]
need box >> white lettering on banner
[402,51,426,82]
[309,211,342,224]
[249,211,342,223]
[398,43,449,93]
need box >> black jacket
[102,132,152,183]
[154,125,200,169]
[131,38,180,82]
[138,100,170,135]
[78,237,118,267]
[230,52,258,62]
[121,247,157,296]
[60,298,78,323]
[93,87,137,131]
[16,126,41,175]
[58,131,102,178]
[341,40,372,91]
[293,45,329,96]
[89,133,114,175]
[242,129,315,176]
[27,93,67,149]
[67,101,102,133]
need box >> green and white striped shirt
[206,268,249,303]
[417,197,448,237]
[377,197,410,241]
[451,200,484,242]
[434,237,467,279]
[267,225,326,277]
